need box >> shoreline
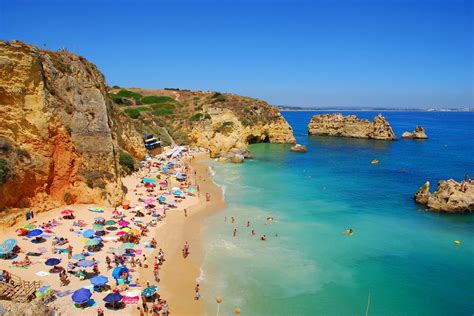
[138,153,224,316]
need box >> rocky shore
[307,113,397,140]
[415,179,474,213]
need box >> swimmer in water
[233,228,237,237]
[342,229,353,235]
[260,235,267,241]
[251,229,255,236]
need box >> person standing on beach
[233,228,237,237]
[67,245,73,259]
[26,210,30,221]
[231,217,235,223]
[31,210,34,219]
[194,283,200,300]
[184,208,187,217]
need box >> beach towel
[123,296,139,304]
[26,252,42,256]
[35,271,50,277]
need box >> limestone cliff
[0,41,145,213]
[307,113,397,140]
[402,126,428,139]
[415,180,474,213]
[109,88,296,159]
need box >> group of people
[227,216,273,241]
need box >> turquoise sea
[200,111,474,316]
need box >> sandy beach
[0,148,223,316]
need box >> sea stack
[415,179,474,213]
[307,113,397,140]
[402,126,428,139]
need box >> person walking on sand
[184,208,187,217]
[67,245,73,260]
[231,217,235,224]
[194,283,200,300]
[233,228,237,237]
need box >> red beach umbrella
[61,209,74,215]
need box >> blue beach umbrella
[71,254,85,261]
[94,217,105,221]
[27,229,43,237]
[85,238,101,247]
[90,275,109,286]
[82,230,95,238]
[157,196,166,202]
[141,285,158,297]
[77,260,94,268]
[71,288,92,304]
[112,266,128,279]
[103,292,123,303]
[45,258,61,266]
[143,177,156,184]
[173,190,182,195]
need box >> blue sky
[1,0,472,108]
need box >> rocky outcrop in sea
[307,113,397,140]
[415,179,474,213]
[402,126,428,139]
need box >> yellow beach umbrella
[129,229,140,235]
[121,227,131,233]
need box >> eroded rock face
[307,113,397,140]
[188,107,295,159]
[402,126,428,139]
[415,180,474,213]
[291,144,308,153]
[0,41,145,213]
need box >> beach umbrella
[90,275,109,286]
[94,217,105,221]
[71,288,92,304]
[124,289,140,298]
[157,196,166,202]
[0,239,17,255]
[20,224,36,230]
[112,266,128,279]
[44,258,61,266]
[77,259,94,268]
[71,254,85,261]
[103,292,123,303]
[15,228,28,236]
[128,229,140,235]
[85,238,101,247]
[144,198,154,204]
[105,220,116,226]
[121,227,131,233]
[82,229,95,238]
[143,177,156,184]
[118,220,129,227]
[141,285,158,297]
[173,190,182,195]
[122,243,135,249]
[93,224,104,231]
[61,209,74,215]
[116,231,126,236]
[26,229,43,237]
[171,186,180,192]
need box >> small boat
[371,159,379,164]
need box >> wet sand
[138,153,224,316]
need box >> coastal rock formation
[290,144,308,153]
[402,126,428,139]
[108,87,296,160]
[0,41,145,213]
[415,180,474,213]
[307,113,397,140]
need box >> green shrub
[63,192,72,204]
[150,103,175,110]
[110,94,133,106]
[119,152,135,174]
[135,106,151,112]
[0,158,11,185]
[153,108,174,116]
[83,170,110,189]
[112,85,121,89]
[142,96,176,104]
[190,113,203,121]
[116,89,142,100]
[124,108,140,119]
[211,92,226,103]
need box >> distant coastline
[277,106,473,112]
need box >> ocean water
[200,111,474,316]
